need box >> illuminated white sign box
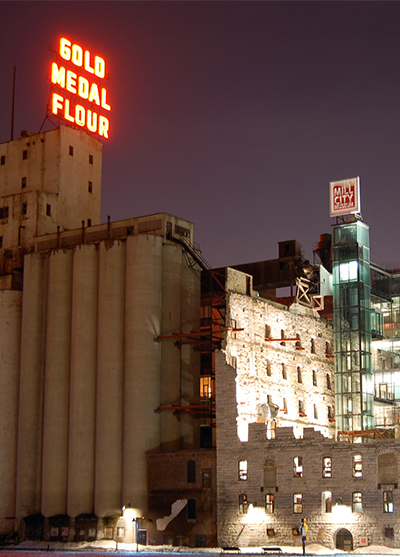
[329,177,360,217]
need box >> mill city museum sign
[50,37,111,139]
[329,176,361,217]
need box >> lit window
[239,494,248,514]
[384,491,393,513]
[239,460,248,481]
[353,455,362,478]
[293,456,303,478]
[293,493,303,513]
[265,494,275,514]
[340,260,358,281]
[352,492,362,513]
[322,491,332,513]
[322,457,332,478]
[200,376,212,399]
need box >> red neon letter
[78,76,89,99]
[75,105,85,127]
[64,99,75,122]
[51,93,64,115]
[66,70,77,94]
[59,38,71,61]
[94,56,105,79]
[84,50,95,74]
[71,44,83,67]
[101,88,111,111]
[88,83,100,106]
[98,116,109,138]
[51,63,65,88]
[87,110,98,133]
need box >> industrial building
[0,126,203,543]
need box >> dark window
[322,457,332,478]
[0,236,3,248]
[299,400,306,416]
[265,324,271,339]
[0,155,5,165]
[46,204,51,217]
[0,206,9,219]
[266,360,272,376]
[22,202,27,216]
[322,491,332,513]
[69,146,74,156]
[202,468,212,489]
[311,338,316,354]
[314,404,318,419]
[313,370,317,386]
[327,374,332,390]
[22,150,28,160]
[265,494,274,514]
[239,494,248,514]
[89,154,93,165]
[88,181,93,193]
[283,398,288,414]
[21,177,26,189]
[282,363,287,380]
[328,406,334,420]
[280,329,286,346]
[187,460,196,483]
[187,498,196,520]
[297,366,302,383]
[87,219,92,227]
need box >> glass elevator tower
[332,218,374,431]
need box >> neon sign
[49,37,111,139]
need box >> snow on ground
[10,541,400,555]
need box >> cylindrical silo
[123,234,162,514]
[67,244,98,517]
[160,243,183,450]
[0,290,22,535]
[41,249,73,517]
[95,240,125,517]
[16,252,46,519]
[180,255,201,448]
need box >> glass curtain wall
[332,220,373,431]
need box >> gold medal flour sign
[50,37,111,139]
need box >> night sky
[1,1,400,269]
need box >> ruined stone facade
[216,347,400,551]
[222,267,335,440]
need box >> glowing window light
[339,261,358,282]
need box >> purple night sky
[1,1,400,269]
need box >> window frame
[293,456,303,478]
[383,491,394,513]
[238,460,248,481]
[352,491,362,513]
[265,493,275,514]
[353,454,362,478]
[322,456,332,478]
[293,493,303,514]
